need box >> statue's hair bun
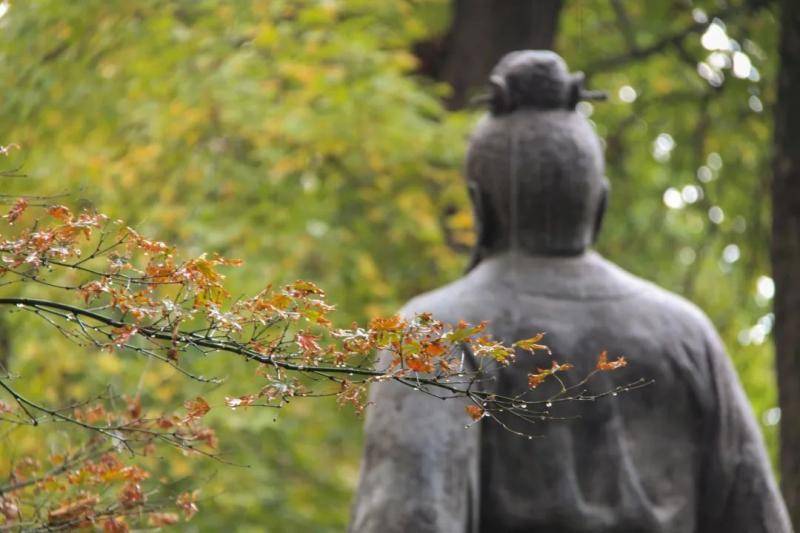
[487,50,605,115]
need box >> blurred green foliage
[0,0,780,530]
[557,0,780,462]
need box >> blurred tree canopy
[0,0,781,530]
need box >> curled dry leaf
[48,495,100,526]
[103,516,129,533]
[225,395,256,410]
[176,490,199,520]
[528,360,574,389]
[513,332,550,354]
[148,512,180,526]
[47,204,73,222]
[183,397,211,421]
[296,331,321,354]
[4,197,28,224]
[596,350,627,371]
[465,405,485,421]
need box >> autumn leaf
[287,279,325,296]
[4,197,28,224]
[296,331,321,354]
[48,495,100,525]
[84,404,107,424]
[157,416,177,429]
[119,481,145,508]
[444,320,487,343]
[528,360,574,389]
[596,351,627,371]
[0,495,20,521]
[103,517,129,533]
[550,361,574,373]
[176,491,199,520]
[192,427,218,448]
[528,371,549,389]
[126,395,142,420]
[79,279,110,304]
[337,380,367,414]
[465,405,484,421]
[513,333,550,354]
[148,512,180,526]
[405,356,435,373]
[265,293,292,311]
[125,227,170,254]
[423,341,447,358]
[110,325,138,347]
[47,204,73,222]
[210,253,243,267]
[368,315,405,332]
[225,395,256,410]
[473,341,515,364]
[183,397,211,420]
[120,465,149,482]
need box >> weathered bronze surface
[350,51,791,533]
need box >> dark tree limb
[415,0,563,110]
[609,0,638,53]
[772,0,800,527]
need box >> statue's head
[467,50,608,263]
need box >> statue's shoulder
[398,274,492,325]
[615,262,720,339]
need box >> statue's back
[350,51,791,533]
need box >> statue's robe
[350,251,791,533]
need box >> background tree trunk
[415,0,563,109]
[772,0,800,527]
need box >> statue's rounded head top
[467,50,608,261]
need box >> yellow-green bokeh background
[0,1,780,530]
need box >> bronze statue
[350,51,791,533]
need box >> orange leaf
[193,427,218,448]
[551,361,574,372]
[47,205,73,222]
[596,351,627,371]
[368,315,405,332]
[225,395,256,410]
[465,405,484,421]
[528,371,548,389]
[183,396,210,420]
[119,482,145,508]
[84,404,107,423]
[424,341,447,358]
[110,325,138,347]
[4,197,28,224]
[103,517,129,533]
[126,395,142,420]
[176,491,199,521]
[48,495,99,525]
[287,280,325,296]
[148,513,179,526]
[79,280,110,304]
[296,332,321,354]
[513,332,550,353]
[0,495,20,520]
[405,357,434,373]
